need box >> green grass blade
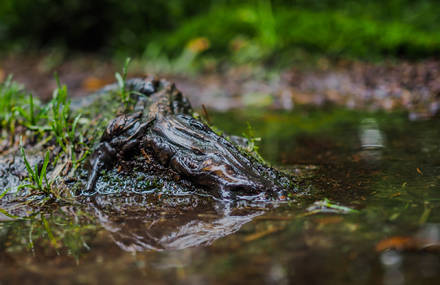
[14,106,30,121]
[20,143,35,179]
[16,184,36,191]
[54,72,61,90]
[29,93,35,125]
[72,114,81,132]
[115,72,124,89]
[39,151,50,190]
[0,208,20,219]
[0,187,11,199]
[122,57,131,80]
[34,164,41,189]
[42,216,58,247]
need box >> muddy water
[1,107,440,284]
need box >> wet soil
[1,54,440,119]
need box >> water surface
[1,107,439,284]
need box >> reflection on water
[380,225,440,285]
[0,193,269,253]
[88,194,265,251]
[416,224,440,250]
[1,107,440,284]
[359,118,384,150]
[381,251,404,285]
[358,118,384,166]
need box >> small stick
[202,104,211,124]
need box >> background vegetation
[1,0,440,63]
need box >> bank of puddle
[1,106,439,284]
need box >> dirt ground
[1,54,439,119]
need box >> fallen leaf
[376,236,417,251]
[82,77,109,91]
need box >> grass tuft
[14,93,49,132]
[241,122,266,164]
[20,142,53,196]
[115,57,132,109]
[49,73,88,169]
[0,75,27,134]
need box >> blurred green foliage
[1,0,440,60]
[0,0,211,51]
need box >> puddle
[1,107,440,284]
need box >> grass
[48,75,89,171]
[14,93,49,132]
[15,94,38,128]
[0,74,93,201]
[115,57,132,109]
[0,187,10,199]
[241,122,266,165]
[0,75,28,134]
[50,75,76,152]
[0,75,52,139]
[20,143,53,196]
[0,73,78,144]
[303,198,360,216]
[1,73,88,168]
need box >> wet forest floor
[1,54,440,119]
[1,54,440,284]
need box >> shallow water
[1,107,440,284]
